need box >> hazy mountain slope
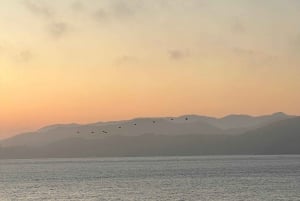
[202,112,293,130]
[233,117,300,154]
[0,113,294,148]
[1,117,223,147]
[1,117,299,158]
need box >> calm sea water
[0,155,300,201]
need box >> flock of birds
[76,117,189,135]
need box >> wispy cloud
[48,22,69,38]
[115,55,138,66]
[14,50,33,63]
[23,0,54,19]
[70,0,85,12]
[93,8,109,22]
[22,0,69,39]
[233,47,277,68]
[0,42,33,63]
[231,18,246,34]
[91,0,144,23]
[168,49,190,60]
[111,0,135,18]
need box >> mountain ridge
[32,112,294,133]
[0,112,295,148]
[1,117,300,159]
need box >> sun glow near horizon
[1,0,300,138]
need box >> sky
[1,0,300,139]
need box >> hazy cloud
[0,42,32,63]
[93,8,109,22]
[70,0,85,12]
[115,55,138,66]
[92,0,143,23]
[23,0,54,19]
[233,47,277,68]
[22,0,70,39]
[48,22,69,38]
[168,49,190,60]
[112,0,135,18]
[14,50,33,63]
[231,19,246,34]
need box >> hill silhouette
[0,114,299,159]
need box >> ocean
[0,155,299,201]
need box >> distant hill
[233,117,300,154]
[0,114,299,159]
[0,112,293,148]
[1,117,222,147]
[199,112,293,132]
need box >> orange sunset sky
[1,0,300,139]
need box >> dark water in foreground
[0,155,300,201]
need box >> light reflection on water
[0,155,300,201]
